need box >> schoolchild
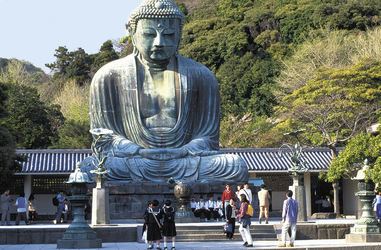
[161,200,177,250]
[144,199,162,250]
[215,196,223,221]
[225,197,236,239]
[194,196,210,222]
[190,196,197,213]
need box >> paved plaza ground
[1,218,381,249]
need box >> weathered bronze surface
[81,0,248,183]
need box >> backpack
[164,207,175,223]
[52,196,59,206]
[246,203,254,216]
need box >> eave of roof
[15,148,340,174]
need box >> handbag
[223,223,233,234]
[150,207,163,234]
[141,230,148,243]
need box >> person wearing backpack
[15,193,29,225]
[54,190,65,224]
[160,200,177,250]
[236,194,253,248]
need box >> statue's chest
[138,70,178,131]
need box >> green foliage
[176,2,189,16]
[279,6,315,44]
[46,46,93,84]
[277,58,381,153]
[220,114,288,148]
[2,83,55,149]
[50,119,92,149]
[93,40,119,72]
[0,82,26,183]
[311,1,381,31]
[275,27,381,99]
[326,133,381,183]
[217,0,250,21]
[0,58,49,87]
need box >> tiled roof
[16,149,92,174]
[220,148,339,172]
[15,148,339,174]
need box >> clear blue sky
[0,0,141,72]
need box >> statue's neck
[137,54,171,71]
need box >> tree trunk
[328,146,341,218]
[332,182,341,218]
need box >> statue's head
[130,0,184,63]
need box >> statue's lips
[152,49,164,53]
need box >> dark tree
[2,83,54,149]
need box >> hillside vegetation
[1,0,381,151]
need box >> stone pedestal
[289,185,307,222]
[345,233,381,243]
[92,187,110,225]
[57,195,101,249]
[345,181,380,243]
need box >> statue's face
[133,18,180,62]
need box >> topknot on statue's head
[130,0,185,34]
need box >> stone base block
[311,213,337,219]
[57,239,102,249]
[102,181,256,219]
[345,233,381,243]
[177,217,199,223]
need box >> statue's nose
[154,33,164,47]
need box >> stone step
[174,224,277,242]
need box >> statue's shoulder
[93,55,134,78]
[179,56,216,79]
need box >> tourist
[258,184,271,224]
[236,194,253,247]
[28,193,37,224]
[236,185,244,208]
[1,188,13,226]
[278,190,298,247]
[372,191,381,222]
[194,197,209,222]
[15,193,29,225]
[160,200,176,250]
[225,198,237,240]
[222,183,235,219]
[242,183,253,205]
[63,199,72,223]
[144,200,162,250]
[54,190,65,224]
[215,197,223,221]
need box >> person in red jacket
[222,183,235,220]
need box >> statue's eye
[163,32,174,37]
[142,29,156,37]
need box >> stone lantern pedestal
[345,180,381,243]
[91,175,110,226]
[57,163,101,249]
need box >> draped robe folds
[81,54,248,183]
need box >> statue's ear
[131,34,138,56]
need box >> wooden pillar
[304,172,312,218]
